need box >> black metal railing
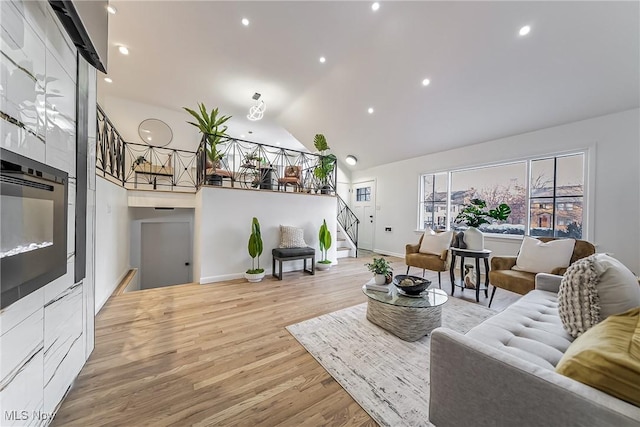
[195,136,337,194]
[337,194,359,256]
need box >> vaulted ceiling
[99,1,639,170]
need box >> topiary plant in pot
[245,217,265,282]
[317,219,332,270]
[183,103,231,185]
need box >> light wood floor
[52,254,519,426]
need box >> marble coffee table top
[362,284,448,309]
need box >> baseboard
[373,249,404,259]
[199,259,329,284]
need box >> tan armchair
[405,233,453,288]
[277,165,302,192]
[488,237,596,306]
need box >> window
[418,152,585,238]
[356,187,371,202]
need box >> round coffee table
[362,281,448,341]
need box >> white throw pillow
[591,253,640,319]
[558,253,640,338]
[279,225,307,248]
[419,229,453,256]
[512,237,576,274]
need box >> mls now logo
[4,410,53,421]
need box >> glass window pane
[556,154,584,196]
[420,173,448,230]
[450,163,526,235]
[530,197,554,237]
[530,158,555,198]
[555,197,583,238]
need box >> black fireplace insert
[1,148,68,309]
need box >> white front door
[352,180,375,251]
[141,222,192,289]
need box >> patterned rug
[286,297,496,427]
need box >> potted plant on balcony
[454,198,511,250]
[183,103,231,186]
[245,217,265,282]
[316,219,332,270]
[313,134,337,195]
[365,257,393,285]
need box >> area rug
[286,297,496,427]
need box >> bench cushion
[272,247,315,258]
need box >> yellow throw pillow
[556,307,640,407]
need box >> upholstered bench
[272,247,315,280]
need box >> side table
[449,248,491,303]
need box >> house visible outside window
[418,152,585,238]
[356,187,371,202]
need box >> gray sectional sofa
[429,273,640,427]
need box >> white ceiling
[99,1,640,170]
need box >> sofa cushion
[488,269,536,295]
[419,228,453,255]
[513,237,576,274]
[556,307,640,407]
[466,290,574,370]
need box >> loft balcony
[96,106,337,195]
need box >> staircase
[336,195,359,258]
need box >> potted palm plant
[245,217,265,282]
[316,219,332,270]
[313,134,337,194]
[183,103,231,186]
[365,257,393,285]
[454,198,511,250]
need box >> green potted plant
[313,134,337,194]
[365,257,393,285]
[454,198,511,250]
[245,217,265,282]
[316,219,332,270]
[183,103,231,186]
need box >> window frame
[417,150,589,240]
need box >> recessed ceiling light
[422,78,430,86]
[276,141,281,146]
[147,137,152,141]
[371,2,380,11]
[242,18,249,26]
[118,46,129,55]
[240,134,246,138]
[104,77,112,83]
[345,155,358,165]
[367,107,374,114]
[106,5,117,15]
[319,56,326,63]
[519,25,531,36]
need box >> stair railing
[337,195,359,257]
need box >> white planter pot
[245,271,265,282]
[374,274,387,285]
[316,262,332,271]
[463,227,485,251]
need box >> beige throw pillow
[591,254,640,319]
[279,225,307,248]
[419,229,453,256]
[512,237,575,274]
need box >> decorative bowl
[393,275,431,295]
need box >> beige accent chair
[488,237,596,306]
[277,165,302,192]
[405,233,454,288]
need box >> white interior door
[141,222,192,289]
[352,180,375,251]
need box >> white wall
[95,176,130,313]
[196,188,338,283]
[351,109,640,273]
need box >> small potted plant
[183,103,231,186]
[365,257,393,285]
[454,198,511,250]
[312,134,337,194]
[245,217,265,282]
[316,219,332,270]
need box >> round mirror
[138,118,173,147]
